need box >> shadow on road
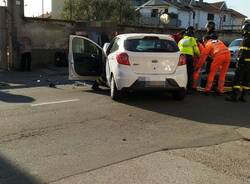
[0,91,35,103]
[0,67,72,90]
[0,153,41,184]
[87,89,250,127]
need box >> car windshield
[124,37,179,52]
[229,39,242,47]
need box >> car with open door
[69,33,188,101]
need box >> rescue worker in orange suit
[192,39,205,90]
[226,22,250,102]
[178,26,200,94]
[197,35,231,95]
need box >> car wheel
[172,89,186,101]
[110,76,121,101]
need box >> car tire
[110,76,121,101]
[172,89,186,101]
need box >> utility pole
[6,0,24,70]
[42,0,44,18]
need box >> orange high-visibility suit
[192,42,205,89]
[198,39,231,93]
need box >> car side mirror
[103,43,110,55]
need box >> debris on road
[74,81,86,87]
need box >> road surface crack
[0,116,107,144]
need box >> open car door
[68,35,104,81]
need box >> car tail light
[116,52,130,65]
[178,54,186,66]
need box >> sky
[0,0,249,18]
[23,0,51,17]
[0,0,51,17]
[205,0,250,18]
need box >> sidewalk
[0,67,70,89]
[51,140,250,184]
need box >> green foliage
[62,0,138,24]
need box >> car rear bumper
[122,79,185,91]
[114,65,187,90]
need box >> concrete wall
[18,18,74,68]
[118,25,241,45]
[0,7,7,69]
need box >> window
[229,39,242,47]
[207,13,214,21]
[72,38,99,56]
[124,38,179,53]
[151,9,158,17]
[110,38,120,53]
[164,9,168,13]
[193,12,196,19]
[223,15,226,22]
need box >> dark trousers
[185,54,194,91]
[21,52,31,71]
[233,62,250,88]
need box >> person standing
[19,36,32,71]
[205,21,218,39]
[178,26,200,93]
[226,22,250,102]
[198,36,231,95]
[172,30,185,44]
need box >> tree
[62,0,138,24]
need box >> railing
[138,16,181,28]
[221,25,242,31]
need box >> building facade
[51,0,65,19]
[135,0,246,30]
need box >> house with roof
[133,0,247,30]
[209,1,246,30]
[134,0,181,27]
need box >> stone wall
[117,25,242,45]
[13,19,242,69]
[17,18,75,68]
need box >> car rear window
[124,38,179,53]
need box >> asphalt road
[0,83,249,184]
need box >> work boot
[239,89,247,102]
[214,88,223,96]
[225,89,239,102]
[204,91,211,96]
[91,82,101,91]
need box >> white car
[68,33,187,100]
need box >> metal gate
[0,7,7,69]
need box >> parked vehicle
[229,38,243,68]
[68,33,187,100]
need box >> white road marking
[31,99,80,107]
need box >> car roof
[117,33,174,41]
[232,38,243,41]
